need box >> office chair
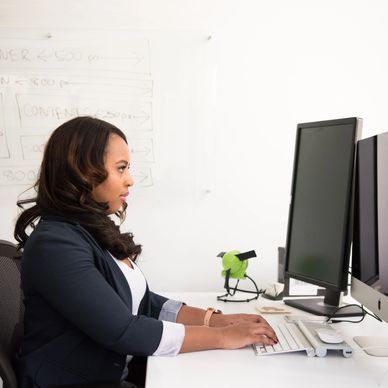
[0,240,136,388]
[0,240,23,388]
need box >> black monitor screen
[284,118,361,316]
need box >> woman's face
[92,134,134,214]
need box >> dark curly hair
[14,116,141,261]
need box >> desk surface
[146,292,388,388]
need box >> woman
[14,116,277,388]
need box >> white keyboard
[253,319,353,357]
[254,321,315,357]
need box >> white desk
[146,292,388,388]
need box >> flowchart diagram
[0,30,155,187]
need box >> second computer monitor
[284,117,362,317]
[352,131,388,322]
[351,131,388,356]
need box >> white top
[109,253,185,357]
[113,256,147,315]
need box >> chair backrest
[0,240,23,388]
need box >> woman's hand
[218,319,278,349]
[210,312,269,327]
[210,313,279,349]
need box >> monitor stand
[354,336,388,357]
[284,289,364,317]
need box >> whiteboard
[0,28,220,291]
[0,28,213,187]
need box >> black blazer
[17,215,168,388]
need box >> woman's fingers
[222,320,278,349]
[253,324,278,344]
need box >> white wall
[1,0,388,293]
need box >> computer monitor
[351,131,388,356]
[283,117,362,317]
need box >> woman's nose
[126,171,134,187]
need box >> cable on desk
[326,304,383,324]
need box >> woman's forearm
[176,305,208,326]
[180,325,223,352]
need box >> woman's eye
[118,164,130,173]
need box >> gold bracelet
[203,307,222,327]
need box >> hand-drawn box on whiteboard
[15,93,153,132]
[20,135,46,160]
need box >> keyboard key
[278,323,299,350]
[274,325,291,351]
